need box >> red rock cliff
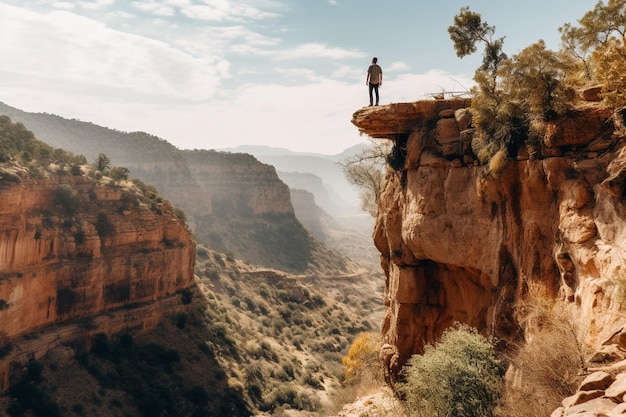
[352,99,626,382]
[0,161,195,389]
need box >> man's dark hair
[373,57,378,63]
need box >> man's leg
[374,84,379,105]
[368,83,374,106]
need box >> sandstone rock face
[183,150,293,217]
[552,349,626,417]
[352,100,626,383]
[0,170,195,342]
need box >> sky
[0,0,598,155]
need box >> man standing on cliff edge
[366,57,383,106]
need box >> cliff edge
[352,99,626,382]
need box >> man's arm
[366,68,370,85]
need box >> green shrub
[70,164,82,176]
[0,170,21,183]
[9,382,60,417]
[95,212,114,237]
[74,230,86,245]
[184,385,209,406]
[91,333,111,357]
[108,166,129,181]
[398,323,504,417]
[8,360,61,417]
[53,184,81,213]
[488,149,508,177]
[94,153,110,172]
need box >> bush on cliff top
[449,7,577,170]
[449,2,626,170]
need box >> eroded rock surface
[0,166,195,389]
[352,100,626,383]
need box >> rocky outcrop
[552,330,626,416]
[0,163,195,389]
[352,100,626,383]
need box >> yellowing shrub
[342,332,383,387]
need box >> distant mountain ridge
[220,144,366,214]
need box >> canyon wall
[352,99,626,382]
[182,149,294,217]
[0,164,196,389]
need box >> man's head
[372,57,378,64]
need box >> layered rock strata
[0,166,195,389]
[352,99,626,383]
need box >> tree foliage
[448,6,507,93]
[53,184,81,214]
[95,153,110,172]
[560,0,626,106]
[398,323,504,417]
[0,115,87,167]
[560,0,626,54]
[339,140,390,217]
[342,332,383,387]
[449,8,577,169]
[591,36,626,107]
[109,166,130,181]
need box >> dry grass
[499,282,586,417]
[488,148,508,177]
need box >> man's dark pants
[369,83,379,106]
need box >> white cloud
[276,43,365,60]
[233,42,366,60]
[51,2,76,10]
[179,0,278,22]
[387,61,409,72]
[106,10,136,19]
[131,1,176,16]
[275,67,323,82]
[172,25,278,62]
[208,25,280,46]
[78,0,116,11]
[384,71,474,102]
[0,5,225,102]
[331,64,362,80]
